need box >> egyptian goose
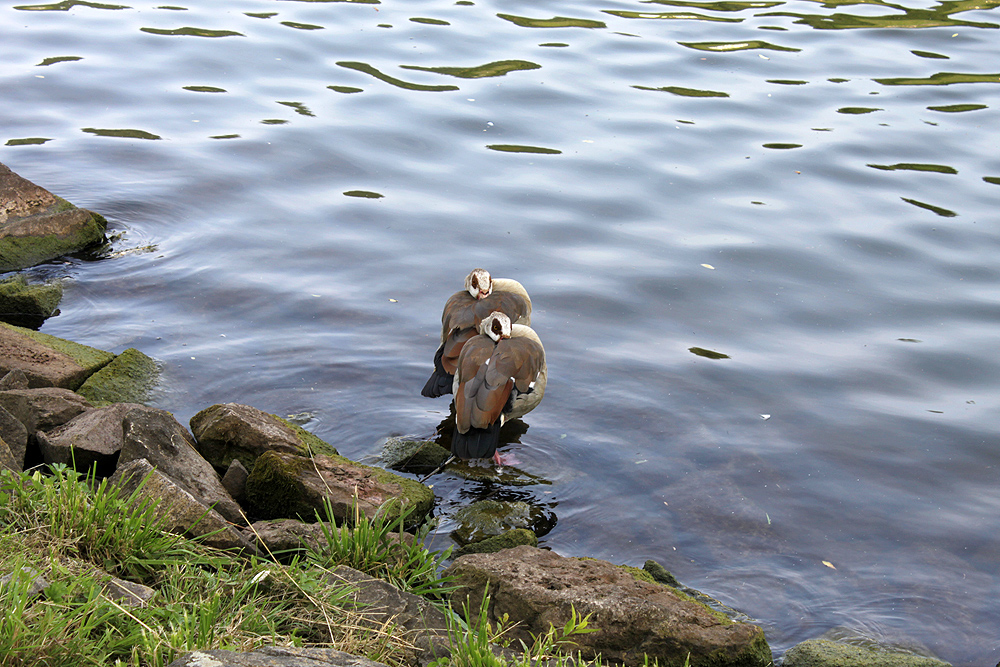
[452,311,547,463]
[421,268,531,398]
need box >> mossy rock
[380,437,451,474]
[0,205,107,272]
[450,499,555,545]
[0,275,63,328]
[455,528,537,556]
[644,559,680,587]
[0,322,114,389]
[76,348,159,405]
[245,450,434,529]
[782,638,951,667]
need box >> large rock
[782,638,951,667]
[118,406,244,525]
[166,647,390,667]
[445,545,772,667]
[110,458,256,554]
[0,322,114,389]
[0,405,27,470]
[190,402,338,471]
[0,274,63,328]
[245,450,434,528]
[0,437,17,472]
[76,348,159,405]
[0,161,107,271]
[35,403,139,475]
[0,386,92,436]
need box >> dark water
[3,0,999,662]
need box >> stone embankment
[0,161,952,667]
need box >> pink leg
[492,451,520,466]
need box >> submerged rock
[76,347,159,405]
[450,499,553,545]
[0,161,107,271]
[0,274,63,328]
[190,402,338,472]
[782,637,951,667]
[0,322,113,389]
[454,528,538,556]
[245,450,434,528]
[445,545,772,667]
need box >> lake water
[2,0,999,662]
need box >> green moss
[272,415,338,457]
[456,528,537,556]
[244,450,314,520]
[76,348,159,405]
[0,275,63,321]
[644,559,680,587]
[0,210,107,272]
[0,322,114,388]
[782,638,948,667]
[620,564,657,584]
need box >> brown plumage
[452,311,547,462]
[421,269,531,398]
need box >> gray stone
[0,369,29,390]
[245,450,434,529]
[166,648,390,667]
[0,436,16,472]
[0,405,27,471]
[0,274,63,328]
[36,403,139,474]
[0,322,113,389]
[0,386,92,434]
[0,565,49,598]
[782,638,951,667]
[118,406,244,525]
[189,402,338,472]
[221,458,249,503]
[244,518,328,557]
[76,348,159,406]
[445,545,772,667]
[110,458,256,555]
[0,161,107,272]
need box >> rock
[0,369,29,390]
[379,437,450,474]
[221,458,249,503]
[35,402,139,475]
[0,565,49,598]
[118,406,244,525]
[643,559,680,587]
[110,458,256,555]
[63,557,155,607]
[0,386,92,434]
[189,403,338,472]
[445,545,772,667]
[782,638,951,667]
[0,161,108,271]
[0,274,62,328]
[0,406,27,470]
[245,450,434,528]
[76,348,159,405]
[455,528,538,556]
[0,322,114,389]
[324,565,451,664]
[244,518,329,558]
[0,436,17,472]
[450,499,554,545]
[166,647,391,667]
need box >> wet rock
[76,348,159,405]
[782,638,951,667]
[0,322,113,389]
[454,528,538,556]
[110,458,256,554]
[36,402,139,475]
[450,499,553,545]
[0,386,92,435]
[118,406,244,525]
[0,274,62,328]
[0,436,17,472]
[221,458,249,503]
[245,450,434,528]
[379,437,450,474]
[190,402,338,472]
[445,545,772,667]
[324,565,451,665]
[0,161,108,271]
[0,405,27,470]
[166,647,390,667]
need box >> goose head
[465,268,493,300]
[480,311,512,342]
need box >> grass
[0,465,642,667]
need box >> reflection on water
[2,0,1000,663]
